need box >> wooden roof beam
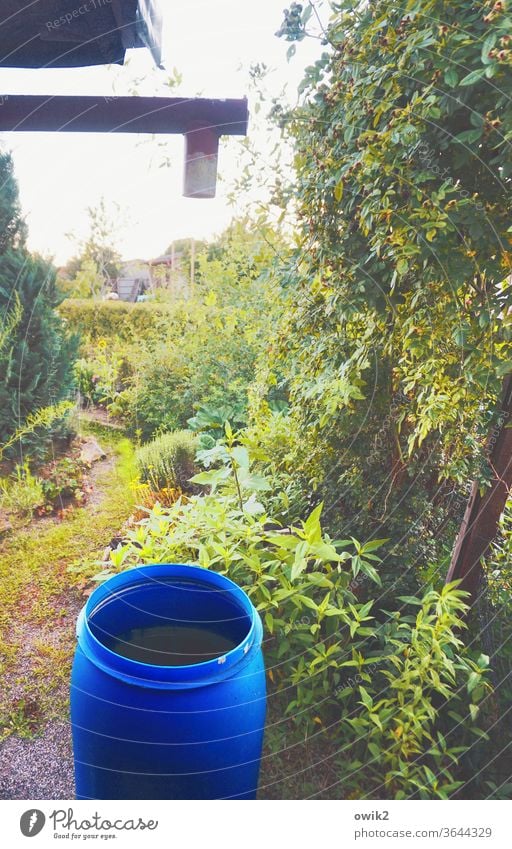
[0,94,249,198]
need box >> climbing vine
[265,1,512,565]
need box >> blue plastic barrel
[70,563,266,800]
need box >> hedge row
[58,299,174,341]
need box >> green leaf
[459,68,486,87]
[443,67,458,87]
[481,32,497,64]
[302,3,313,26]
[453,128,483,145]
[238,470,271,491]
[242,494,265,515]
[467,671,481,694]
[359,686,373,710]
[361,538,388,553]
[359,560,382,586]
[291,542,309,581]
[369,712,383,731]
[232,445,250,470]
[368,742,381,759]
[303,503,323,543]
[296,594,319,611]
[469,703,479,722]
[190,468,230,487]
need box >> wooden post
[446,374,512,603]
[183,126,220,198]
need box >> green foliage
[59,258,104,300]
[0,152,77,458]
[266,0,512,586]
[135,430,197,492]
[0,401,75,462]
[40,456,86,507]
[0,292,22,353]
[487,496,512,609]
[0,453,87,521]
[188,402,249,443]
[59,299,172,342]
[120,293,260,439]
[65,199,122,295]
[95,440,486,799]
[0,462,44,518]
[191,421,272,508]
[481,497,512,793]
[275,2,311,43]
[68,220,284,441]
[0,150,26,254]
[74,344,125,409]
[279,0,512,457]
[0,250,78,457]
[335,590,490,799]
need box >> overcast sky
[0,1,325,264]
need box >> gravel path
[0,448,119,801]
[0,721,74,799]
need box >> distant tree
[58,258,104,300]
[66,199,122,297]
[163,237,208,264]
[163,237,207,284]
[0,150,26,254]
[0,152,77,455]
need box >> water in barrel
[103,624,239,666]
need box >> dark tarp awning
[0,0,162,69]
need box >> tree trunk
[446,374,512,604]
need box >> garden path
[0,430,135,799]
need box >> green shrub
[480,498,512,796]
[0,251,78,459]
[0,153,77,459]
[58,299,173,342]
[41,456,86,506]
[110,304,266,440]
[263,0,512,595]
[0,150,25,254]
[0,462,44,517]
[135,430,197,493]
[94,438,487,799]
[62,221,285,441]
[74,346,125,409]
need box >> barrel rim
[76,563,263,688]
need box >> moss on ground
[0,428,137,740]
